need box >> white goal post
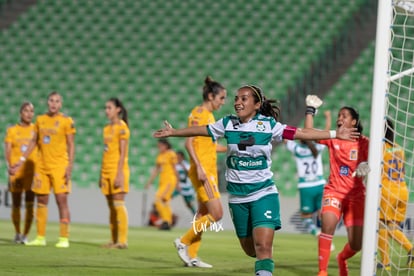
[362,1,414,275]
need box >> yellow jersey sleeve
[64,116,76,135]
[5,124,37,166]
[382,143,406,187]
[119,122,130,140]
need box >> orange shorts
[321,191,365,227]
[100,169,130,195]
[188,166,220,203]
[32,167,71,195]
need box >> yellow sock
[390,228,413,252]
[36,203,48,237]
[59,218,70,238]
[378,228,390,265]
[154,199,172,225]
[114,200,128,244]
[109,204,118,243]
[23,202,34,236]
[181,214,214,245]
[11,207,21,234]
[188,234,202,258]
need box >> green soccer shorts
[229,193,281,238]
[299,184,324,214]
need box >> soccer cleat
[377,263,391,271]
[174,237,190,265]
[26,236,46,246]
[55,237,69,248]
[102,242,115,248]
[112,243,128,249]
[317,270,328,276]
[20,235,28,245]
[159,221,171,231]
[187,257,213,268]
[337,254,348,276]
[13,233,22,244]
[408,249,414,268]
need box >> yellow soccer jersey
[102,120,130,174]
[188,106,217,168]
[382,142,406,188]
[4,123,37,167]
[156,150,178,184]
[35,113,76,170]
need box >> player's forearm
[185,137,202,167]
[4,143,11,168]
[116,140,127,173]
[304,114,314,129]
[294,128,333,140]
[171,126,209,137]
[216,143,227,153]
[21,136,37,160]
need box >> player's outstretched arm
[153,121,209,138]
[294,125,359,141]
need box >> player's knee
[254,240,273,257]
[240,239,256,257]
[211,211,223,221]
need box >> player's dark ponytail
[109,97,128,126]
[241,85,280,121]
[341,106,362,133]
[385,118,394,144]
[202,76,225,101]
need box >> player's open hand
[114,171,124,189]
[153,121,174,138]
[64,166,72,185]
[336,125,360,141]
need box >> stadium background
[0,0,403,233]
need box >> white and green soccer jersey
[207,114,292,203]
[286,140,326,188]
[175,160,195,197]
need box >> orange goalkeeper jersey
[188,106,217,169]
[101,120,130,174]
[35,113,76,170]
[4,123,37,167]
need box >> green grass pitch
[0,220,361,275]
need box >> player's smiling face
[105,101,120,122]
[337,108,357,128]
[20,104,34,124]
[47,94,62,115]
[234,88,261,123]
[210,89,227,111]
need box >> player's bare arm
[115,138,127,189]
[65,133,75,185]
[145,165,161,189]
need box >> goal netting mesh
[376,1,414,275]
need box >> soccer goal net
[362,1,414,275]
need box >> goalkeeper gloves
[305,95,323,116]
[353,162,370,177]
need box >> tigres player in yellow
[100,98,130,249]
[377,119,414,270]
[4,102,37,244]
[145,139,179,230]
[173,76,227,268]
[11,92,76,248]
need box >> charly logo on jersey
[256,121,266,131]
[43,135,51,144]
[227,156,267,170]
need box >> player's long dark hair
[385,118,394,144]
[108,97,128,126]
[240,85,280,121]
[158,138,172,149]
[340,106,363,133]
[202,76,225,101]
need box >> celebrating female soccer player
[154,87,358,275]
[377,119,414,270]
[10,92,76,248]
[285,110,331,237]
[4,102,37,244]
[145,139,179,230]
[100,98,130,249]
[304,99,370,276]
[170,76,226,268]
[174,151,196,215]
